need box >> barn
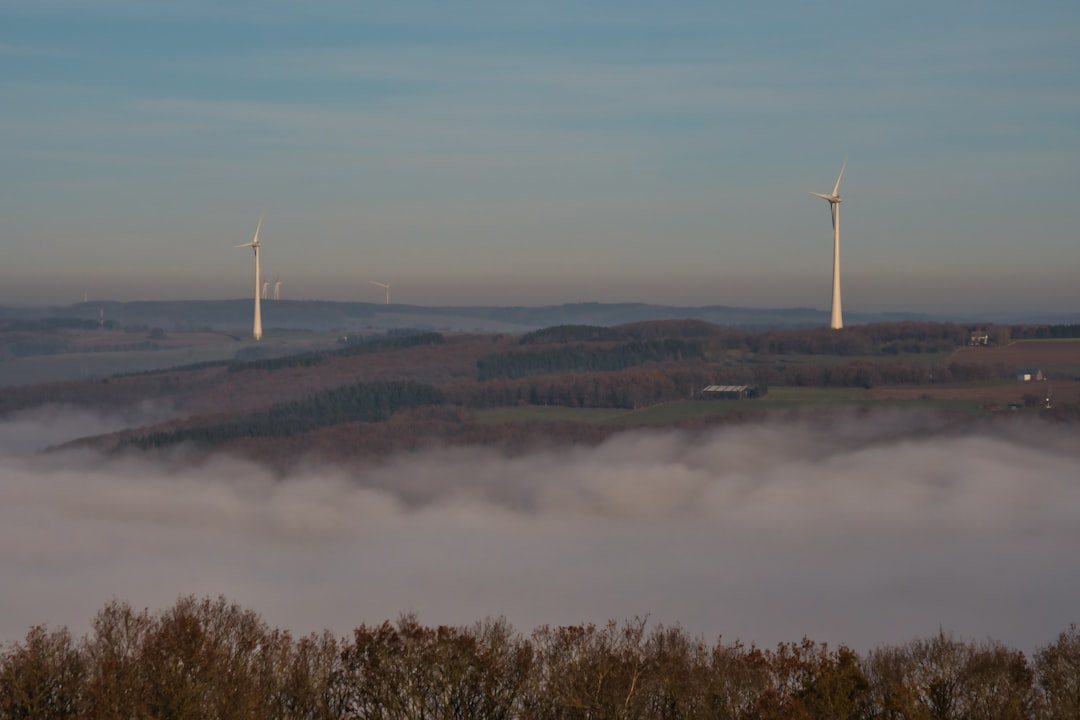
[701,384,755,400]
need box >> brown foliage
[3,598,1080,720]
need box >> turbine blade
[253,214,263,244]
[809,192,832,200]
[235,242,254,248]
[832,157,847,196]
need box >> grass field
[473,387,986,427]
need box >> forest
[129,381,446,451]
[476,340,706,381]
[1,596,1076,720]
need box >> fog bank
[1,410,1077,651]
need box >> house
[1017,368,1044,382]
[968,332,989,346]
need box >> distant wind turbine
[273,277,281,300]
[235,215,264,340]
[809,158,847,330]
[261,281,270,300]
[370,280,392,305]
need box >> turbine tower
[273,278,281,300]
[370,280,392,305]
[236,215,264,340]
[809,158,847,330]
[261,281,269,300]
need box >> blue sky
[2,1,1078,313]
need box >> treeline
[1010,324,1080,339]
[0,318,102,332]
[733,323,972,356]
[520,320,734,345]
[337,331,445,356]
[457,367,717,409]
[3,596,1078,720]
[1,339,162,359]
[519,325,623,344]
[130,380,444,450]
[229,407,624,466]
[477,340,705,381]
[0,338,68,358]
[229,332,445,373]
[750,360,1000,389]
[516,321,982,358]
[80,341,162,354]
[513,320,1080,359]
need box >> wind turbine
[261,281,269,300]
[370,280,392,305]
[809,158,847,330]
[236,215,264,340]
[273,277,281,300]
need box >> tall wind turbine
[370,280,392,305]
[273,277,281,300]
[261,281,270,300]
[236,215,264,340]
[809,158,847,330]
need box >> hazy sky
[2,407,1078,652]
[2,1,1078,312]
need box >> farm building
[701,384,759,399]
[1017,368,1044,382]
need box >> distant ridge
[0,299,1073,333]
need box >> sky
[2,1,1079,313]
[2,406,1078,652]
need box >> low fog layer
[1,409,1077,651]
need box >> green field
[472,386,985,427]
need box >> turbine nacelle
[235,215,263,253]
[809,157,847,204]
[370,280,393,304]
[812,156,842,204]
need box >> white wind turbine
[273,277,281,300]
[261,281,269,300]
[809,158,847,330]
[370,280,392,305]
[236,215,264,340]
